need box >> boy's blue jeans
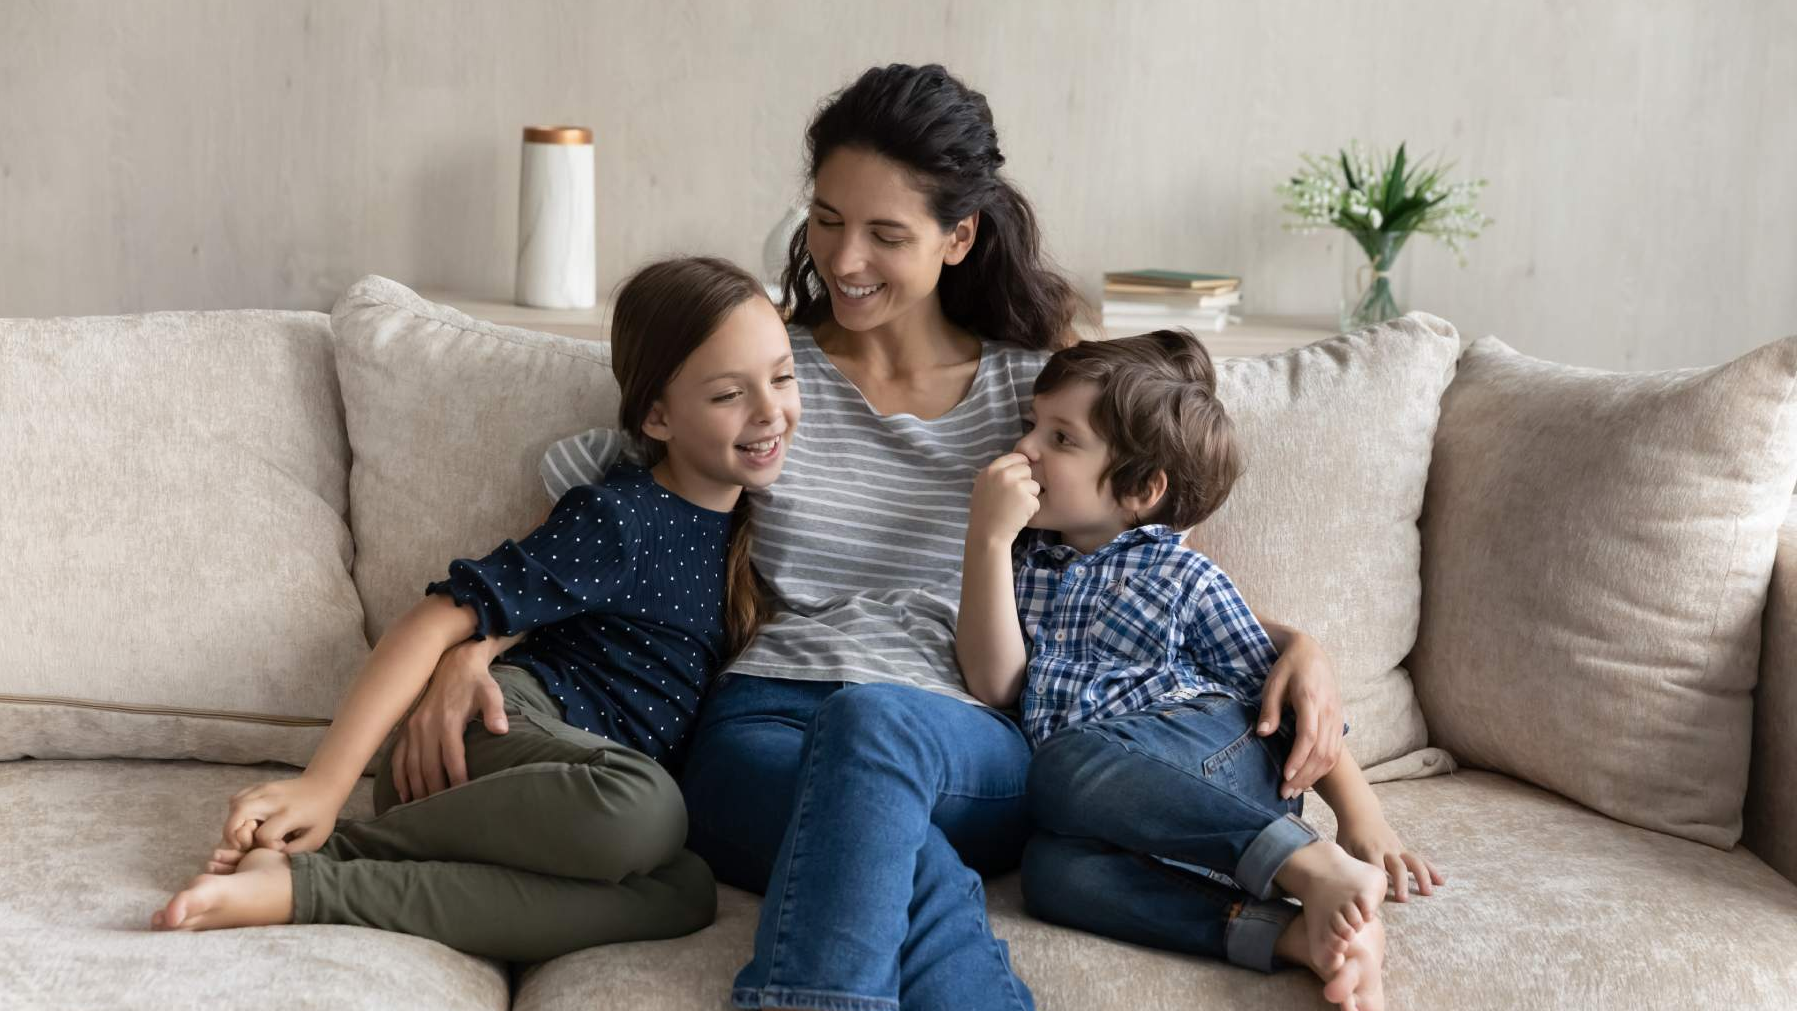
[1021,694,1319,973]
[679,675,1035,1011]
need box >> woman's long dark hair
[780,63,1082,351]
[611,256,771,658]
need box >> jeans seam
[762,725,818,993]
[959,879,1032,1011]
[732,985,899,1011]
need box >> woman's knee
[812,682,923,739]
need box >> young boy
[956,330,1443,1011]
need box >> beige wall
[2,0,1792,370]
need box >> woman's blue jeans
[1020,695,1317,973]
[679,675,1035,1011]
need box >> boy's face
[1016,381,1137,547]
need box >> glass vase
[1339,230,1412,331]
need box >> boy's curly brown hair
[1033,329,1242,529]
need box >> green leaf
[1384,143,1407,213]
[1340,150,1358,191]
[1383,193,1446,236]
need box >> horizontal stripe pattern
[543,325,1048,703]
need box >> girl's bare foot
[150,847,294,931]
[1275,839,1388,964]
[1275,908,1386,1011]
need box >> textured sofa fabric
[7,760,1794,1011]
[1411,336,1797,848]
[1745,506,1797,880]
[330,276,621,641]
[1199,313,1462,777]
[0,761,509,1011]
[0,310,369,768]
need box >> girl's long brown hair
[610,256,772,659]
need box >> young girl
[149,256,801,963]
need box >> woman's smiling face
[806,146,977,333]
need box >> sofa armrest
[1745,500,1797,881]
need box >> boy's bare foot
[1275,907,1386,1011]
[150,847,294,931]
[1275,839,1388,963]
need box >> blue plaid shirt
[1014,524,1279,747]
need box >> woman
[398,64,1345,1009]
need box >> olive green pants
[288,665,716,962]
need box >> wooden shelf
[420,290,1339,359]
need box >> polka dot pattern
[426,463,731,766]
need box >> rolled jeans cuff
[1235,812,1319,899]
[1224,897,1301,973]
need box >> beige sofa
[4,278,1795,1010]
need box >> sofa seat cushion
[0,760,506,1011]
[514,771,1797,1011]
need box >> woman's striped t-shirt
[541,325,1049,705]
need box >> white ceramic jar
[515,125,596,309]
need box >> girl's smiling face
[806,146,977,333]
[642,296,801,509]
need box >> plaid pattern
[1014,525,1279,746]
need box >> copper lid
[522,125,592,145]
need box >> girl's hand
[221,775,346,855]
[392,642,510,802]
[1336,816,1445,902]
[969,453,1040,542]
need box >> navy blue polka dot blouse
[426,462,731,767]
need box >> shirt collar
[1021,524,1183,568]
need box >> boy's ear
[1123,469,1170,523]
[640,400,673,445]
[943,211,979,266]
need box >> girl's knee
[569,752,689,864]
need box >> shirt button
[1070,566,1084,577]
[1054,630,1066,642]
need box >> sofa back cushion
[330,276,620,641]
[1196,313,1463,778]
[1410,335,1797,847]
[0,310,369,765]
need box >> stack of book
[1101,270,1242,334]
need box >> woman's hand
[390,641,510,802]
[1336,816,1446,902]
[968,453,1040,544]
[1258,629,1344,797]
[222,774,348,855]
